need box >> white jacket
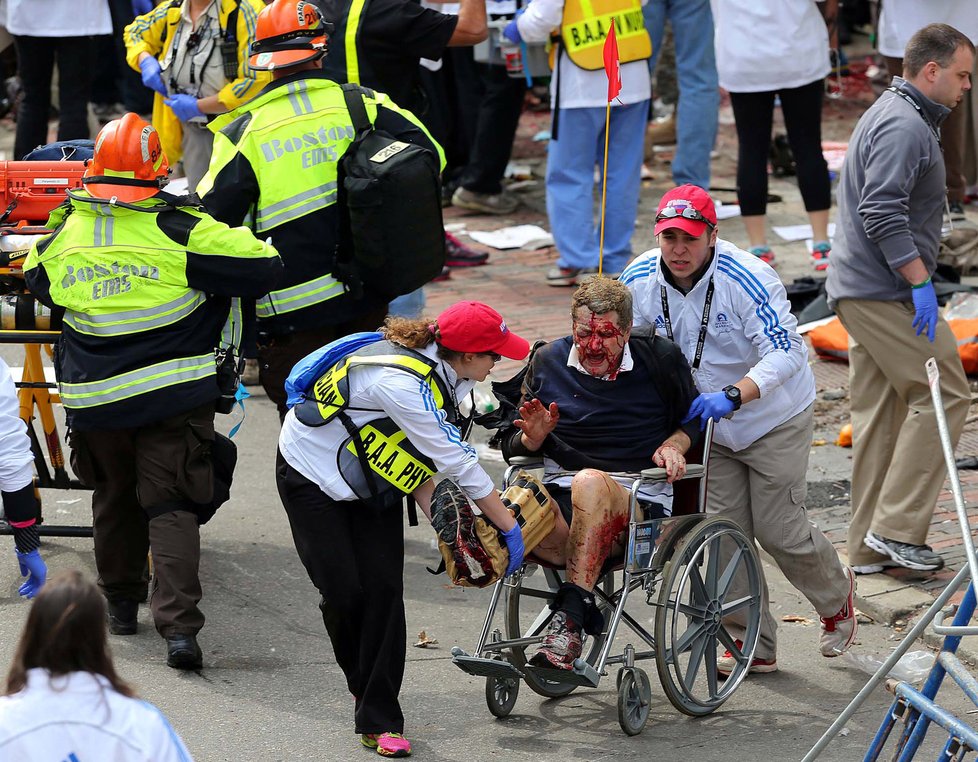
[0,357,34,493]
[279,341,496,501]
[0,669,194,761]
[621,239,815,451]
[0,0,111,36]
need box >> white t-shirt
[712,0,830,92]
[0,670,194,761]
[0,0,111,36]
[878,0,978,58]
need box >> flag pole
[598,101,611,277]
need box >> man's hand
[652,443,686,483]
[513,398,559,451]
[16,549,46,599]
[502,524,525,576]
[683,392,735,430]
[164,94,205,122]
[912,279,938,343]
[139,56,167,96]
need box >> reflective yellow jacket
[124,0,270,163]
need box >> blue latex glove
[132,0,155,15]
[139,57,167,96]
[682,392,736,431]
[502,18,522,44]
[164,94,205,123]
[502,523,525,576]
[912,280,938,343]
[15,549,46,600]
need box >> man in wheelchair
[501,278,699,670]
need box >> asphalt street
[0,374,974,762]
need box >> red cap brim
[495,330,530,361]
[654,216,708,238]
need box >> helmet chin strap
[66,187,174,213]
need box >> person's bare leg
[529,505,570,566]
[742,214,768,248]
[565,470,631,591]
[808,208,829,243]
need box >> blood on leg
[565,470,631,590]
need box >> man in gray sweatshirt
[826,23,974,574]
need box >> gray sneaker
[863,531,944,572]
[451,186,519,215]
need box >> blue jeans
[388,288,425,318]
[643,0,719,189]
[546,100,649,274]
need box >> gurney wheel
[485,674,519,718]
[653,516,762,716]
[617,668,651,736]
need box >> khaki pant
[181,121,215,195]
[70,403,216,637]
[835,299,970,565]
[708,404,849,660]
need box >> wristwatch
[721,385,742,411]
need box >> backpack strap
[340,82,374,138]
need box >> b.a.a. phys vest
[560,0,651,71]
[294,341,458,499]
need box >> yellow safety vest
[294,341,457,498]
[560,0,651,71]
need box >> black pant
[69,404,215,637]
[92,0,154,113]
[276,451,407,734]
[13,35,96,160]
[729,79,831,216]
[458,63,526,195]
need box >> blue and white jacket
[278,341,494,502]
[621,238,815,452]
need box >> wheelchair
[449,421,764,735]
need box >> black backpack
[336,83,445,299]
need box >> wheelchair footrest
[452,652,524,680]
[523,662,601,688]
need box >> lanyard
[660,278,715,372]
[169,15,217,93]
[887,86,941,146]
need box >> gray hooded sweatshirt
[826,76,950,308]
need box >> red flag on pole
[603,21,621,102]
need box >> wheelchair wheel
[617,667,652,736]
[653,516,762,717]
[486,675,519,718]
[504,566,613,698]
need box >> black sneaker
[166,633,203,670]
[864,531,944,571]
[949,200,966,221]
[107,599,137,635]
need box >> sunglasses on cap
[655,206,715,228]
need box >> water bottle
[500,40,524,78]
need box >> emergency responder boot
[166,633,203,670]
[107,599,138,635]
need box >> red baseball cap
[654,184,717,238]
[436,301,529,360]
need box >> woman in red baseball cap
[276,301,529,758]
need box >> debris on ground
[414,630,438,649]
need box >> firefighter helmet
[249,0,331,71]
[82,113,169,203]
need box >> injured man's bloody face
[572,307,629,379]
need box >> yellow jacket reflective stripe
[256,273,346,318]
[345,0,369,85]
[63,291,207,337]
[255,182,339,233]
[561,0,651,71]
[58,354,215,409]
